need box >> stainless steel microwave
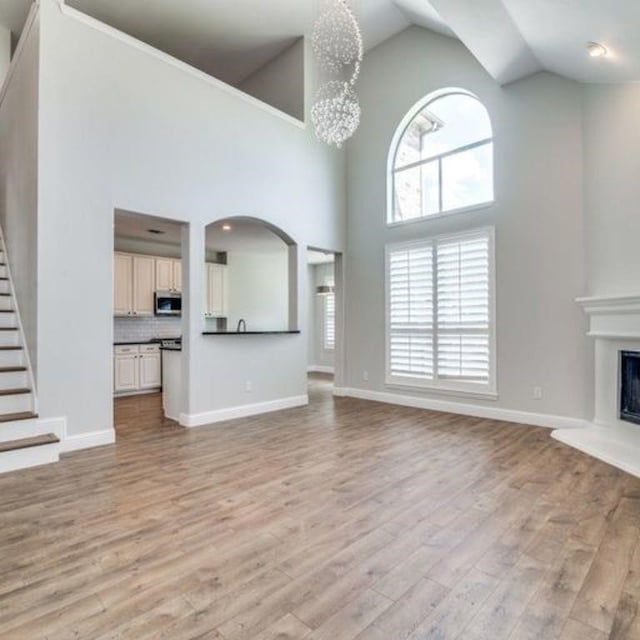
[155,291,182,316]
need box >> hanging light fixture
[311,0,363,148]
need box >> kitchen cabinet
[205,263,228,318]
[133,256,155,316]
[139,345,162,389]
[114,344,161,394]
[155,258,182,293]
[114,345,139,392]
[173,260,182,293]
[113,253,133,316]
[114,253,155,317]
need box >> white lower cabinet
[139,346,162,389]
[114,350,139,393]
[114,344,162,394]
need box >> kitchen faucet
[236,319,247,333]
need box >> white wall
[0,25,10,87]
[0,15,38,376]
[239,39,304,122]
[37,0,345,437]
[583,84,640,298]
[226,249,289,330]
[344,26,591,421]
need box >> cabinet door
[173,260,182,293]
[114,354,139,392]
[208,263,228,317]
[114,254,133,316]
[133,256,156,316]
[139,353,162,389]
[155,258,174,292]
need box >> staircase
[0,234,60,474]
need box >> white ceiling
[0,0,31,40]
[63,0,414,85]
[114,210,186,246]
[1,1,638,87]
[206,219,288,254]
[503,0,640,83]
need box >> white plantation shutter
[436,234,490,382]
[387,229,494,391]
[388,244,434,380]
[324,294,335,350]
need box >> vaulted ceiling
[0,0,638,85]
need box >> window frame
[387,89,495,226]
[384,227,497,398]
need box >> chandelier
[311,0,363,148]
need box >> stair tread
[0,387,30,396]
[0,411,38,423]
[0,310,14,313]
[0,327,18,331]
[0,434,58,453]
[0,346,22,351]
[0,366,27,373]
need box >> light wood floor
[1,375,640,639]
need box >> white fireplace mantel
[576,294,640,339]
[552,294,640,478]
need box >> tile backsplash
[114,316,182,343]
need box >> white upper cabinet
[173,260,182,293]
[114,252,156,317]
[114,253,133,317]
[205,263,228,318]
[155,257,182,292]
[132,256,155,316]
[155,258,174,291]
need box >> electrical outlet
[245,380,252,393]
[363,370,369,382]
[533,386,543,400]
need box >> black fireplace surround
[620,351,640,425]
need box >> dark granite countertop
[114,338,180,346]
[201,330,301,336]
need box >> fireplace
[620,351,640,425]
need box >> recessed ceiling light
[147,228,165,235]
[222,224,232,232]
[586,42,608,58]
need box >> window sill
[385,380,498,402]
[386,200,495,228]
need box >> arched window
[389,90,494,224]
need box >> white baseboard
[180,395,309,428]
[114,388,161,398]
[307,365,335,374]
[62,429,116,453]
[333,387,587,430]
